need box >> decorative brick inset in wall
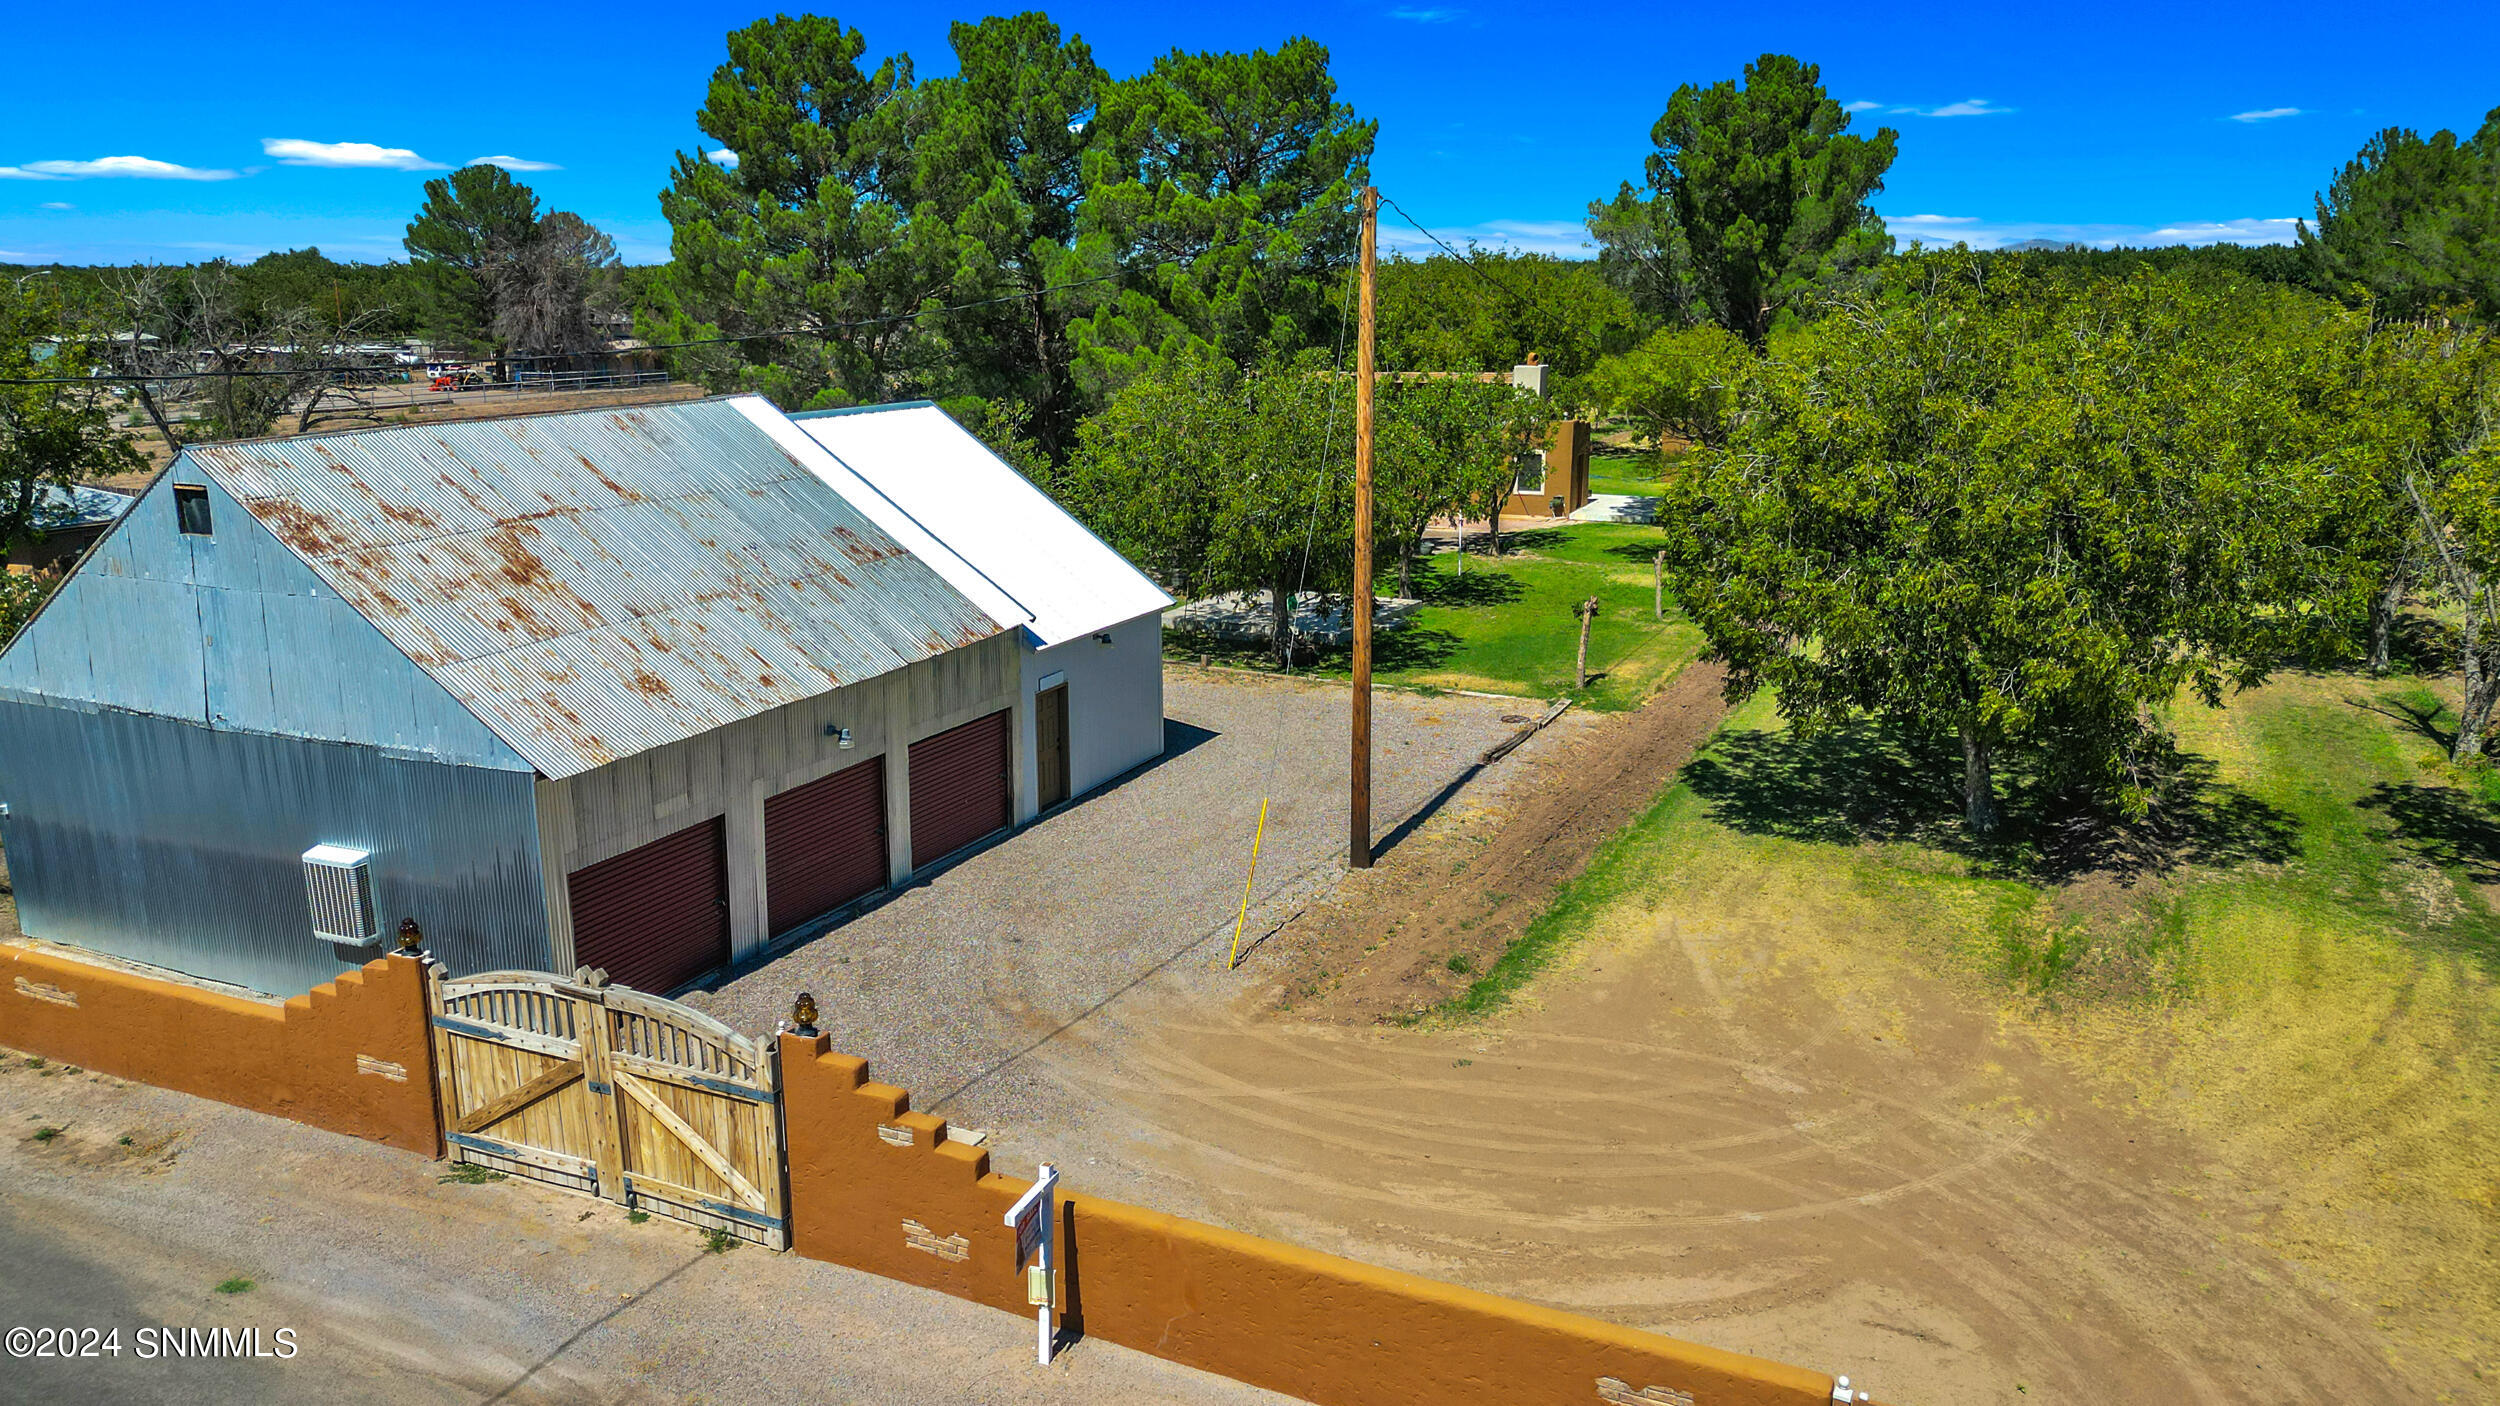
[902,1219,971,1262]
[781,1036,1031,1318]
[1599,1377,1696,1406]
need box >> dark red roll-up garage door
[909,710,1012,870]
[567,817,728,994]
[764,757,888,935]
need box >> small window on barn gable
[173,484,212,536]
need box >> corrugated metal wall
[0,473,530,771]
[0,702,551,996]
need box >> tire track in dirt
[1033,906,2405,1404]
[1000,664,2403,1401]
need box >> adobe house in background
[0,397,1167,997]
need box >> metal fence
[505,370,674,392]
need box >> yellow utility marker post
[1223,798,1270,971]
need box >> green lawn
[1439,670,2500,1375]
[1168,522,1701,710]
[1587,449,1668,498]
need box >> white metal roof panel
[729,400,1034,636]
[783,403,1173,647]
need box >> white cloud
[1882,211,2301,250]
[705,149,740,170]
[468,154,561,171]
[1844,100,1885,112]
[0,250,27,259]
[1390,6,1462,19]
[262,138,445,171]
[1892,98,2012,118]
[38,201,74,210]
[2144,217,2302,243]
[2,156,238,180]
[1380,218,1588,258]
[2228,107,2301,123]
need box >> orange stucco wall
[1503,419,1594,522]
[781,1034,1844,1406]
[0,943,441,1155]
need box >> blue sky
[4,1,2496,266]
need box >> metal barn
[0,396,1169,996]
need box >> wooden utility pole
[1350,186,1379,871]
[1653,550,1665,620]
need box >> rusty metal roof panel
[182,397,1008,779]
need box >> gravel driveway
[686,666,1539,1148]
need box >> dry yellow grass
[1480,675,2499,1385]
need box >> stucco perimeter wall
[0,944,440,1156]
[780,1035,1842,1406]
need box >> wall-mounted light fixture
[1092,631,1113,645]
[824,724,854,749]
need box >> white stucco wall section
[1017,609,1166,818]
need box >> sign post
[1004,1163,1060,1365]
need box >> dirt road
[989,678,2409,1405]
[0,1055,1289,1406]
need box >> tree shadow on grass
[2347,692,2453,753]
[1482,527,1573,555]
[1413,568,1523,608]
[2360,783,2500,882]
[1682,717,2299,886]
[2357,782,2500,977]
[1601,539,1671,566]
[1371,625,1460,673]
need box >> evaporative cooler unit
[301,844,379,946]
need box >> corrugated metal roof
[789,403,1173,648]
[183,398,1007,779]
[35,484,134,531]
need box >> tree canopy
[1372,252,1640,381]
[1583,323,1750,448]
[1061,351,1351,663]
[1373,374,1549,594]
[0,277,143,597]
[645,12,1372,457]
[404,166,620,374]
[1588,53,1896,347]
[1660,254,2350,830]
[2300,108,2500,322]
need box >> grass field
[1168,522,1703,709]
[1441,667,2500,1376]
[1587,448,1672,497]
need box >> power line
[0,243,1251,388]
[1377,192,1734,364]
[1376,192,1539,314]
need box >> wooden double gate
[429,969,789,1248]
